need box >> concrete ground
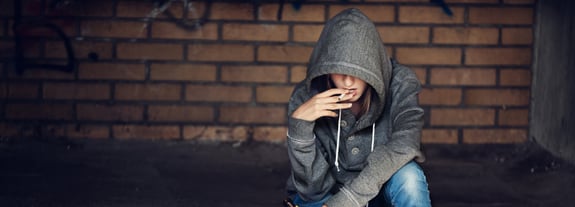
[0,137,574,207]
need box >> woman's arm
[287,85,352,202]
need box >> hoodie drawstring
[335,109,343,172]
[334,109,376,172]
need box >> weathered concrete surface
[1,137,574,207]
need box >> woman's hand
[291,88,353,122]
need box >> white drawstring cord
[334,109,342,172]
[371,123,375,152]
[335,109,377,172]
[367,124,375,207]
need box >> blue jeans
[293,161,431,207]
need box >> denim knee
[383,161,431,207]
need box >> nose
[342,75,354,87]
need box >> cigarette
[338,93,346,100]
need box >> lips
[346,89,357,97]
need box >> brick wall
[0,0,534,144]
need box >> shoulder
[391,59,420,83]
[389,59,421,95]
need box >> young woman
[285,9,431,207]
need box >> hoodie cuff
[324,187,361,207]
[287,117,315,141]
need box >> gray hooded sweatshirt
[286,8,425,207]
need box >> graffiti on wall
[9,0,452,74]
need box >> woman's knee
[384,161,431,206]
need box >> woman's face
[329,74,367,103]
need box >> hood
[305,8,392,129]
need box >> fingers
[317,102,352,111]
[314,90,353,104]
[316,88,350,98]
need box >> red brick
[465,89,530,106]
[79,63,145,80]
[412,67,427,85]
[61,124,109,139]
[430,108,495,126]
[430,68,496,86]
[211,3,254,20]
[150,63,216,81]
[378,26,429,44]
[183,125,248,142]
[10,19,77,38]
[45,41,113,59]
[258,45,313,63]
[43,83,110,100]
[260,4,324,22]
[422,129,458,144]
[219,106,286,124]
[293,24,324,43]
[257,86,294,103]
[6,103,73,120]
[257,4,279,21]
[221,65,288,83]
[116,1,184,18]
[399,6,465,24]
[0,123,21,137]
[115,83,181,101]
[223,23,289,42]
[81,20,146,38]
[502,28,533,45]
[433,27,499,45]
[113,125,180,140]
[500,69,531,86]
[253,126,288,143]
[419,88,462,105]
[188,44,253,62]
[7,67,74,80]
[503,0,536,4]
[185,2,208,20]
[469,7,533,25]
[463,129,527,144]
[152,22,217,40]
[499,109,529,126]
[6,82,39,99]
[396,47,461,65]
[148,105,214,122]
[117,43,183,60]
[290,66,307,83]
[51,1,114,17]
[77,104,143,121]
[186,85,251,103]
[1,39,41,58]
[466,48,532,66]
[330,5,395,23]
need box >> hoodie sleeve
[325,66,425,207]
[286,84,336,202]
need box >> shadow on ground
[0,137,573,207]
